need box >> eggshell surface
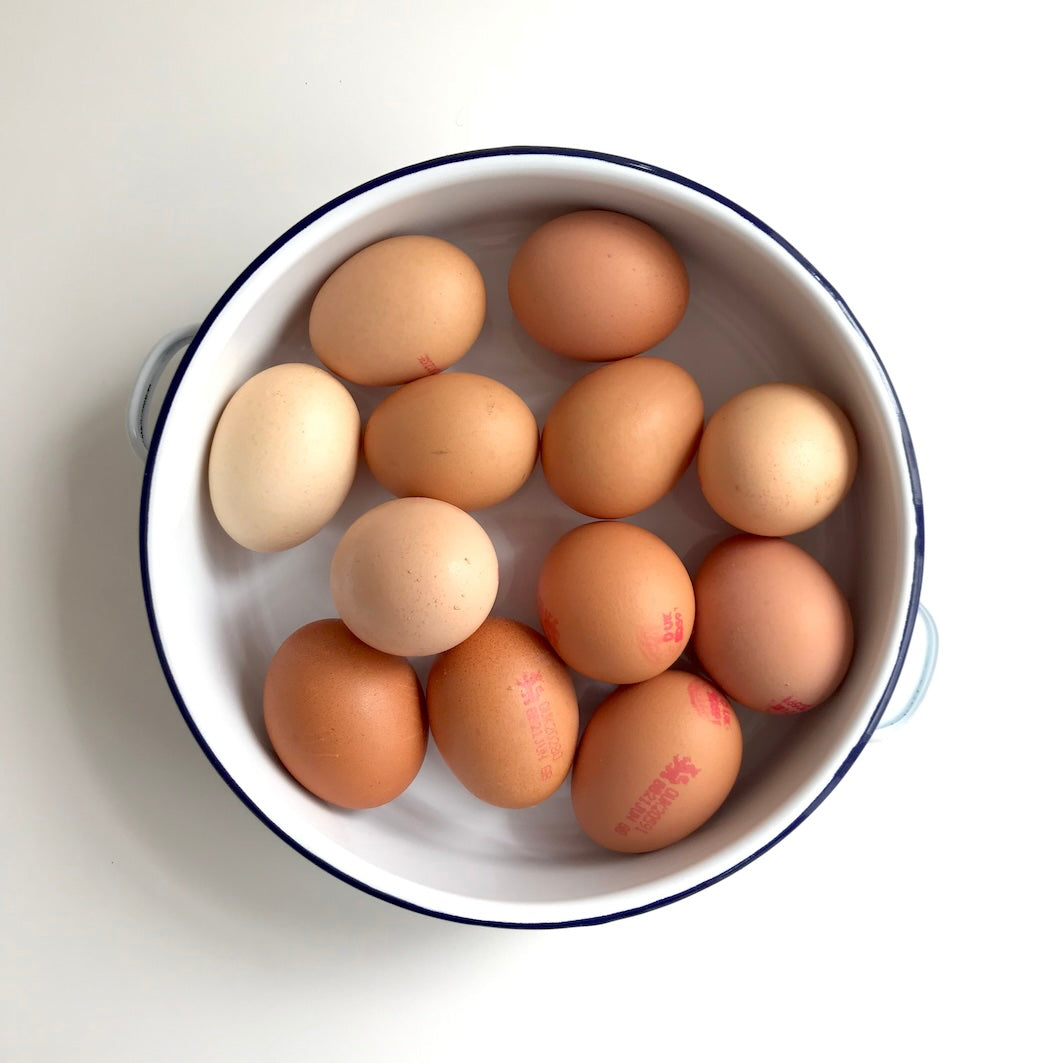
[508,210,689,361]
[541,356,704,517]
[693,534,854,713]
[330,497,499,657]
[363,372,539,511]
[207,363,359,552]
[263,619,427,809]
[537,521,694,684]
[697,381,859,536]
[426,618,579,809]
[571,670,743,853]
[309,235,486,386]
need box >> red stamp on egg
[614,753,700,836]
[418,354,440,375]
[768,695,810,714]
[661,609,685,644]
[660,754,700,785]
[636,607,685,663]
[537,591,560,648]
[515,670,563,763]
[687,680,733,726]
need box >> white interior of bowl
[143,151,918,926]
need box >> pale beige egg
[697,381,858,536]
[207,363,359,552]
[330,497,499,658]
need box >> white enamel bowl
[135,147,926,927]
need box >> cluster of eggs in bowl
[206,207,858,856]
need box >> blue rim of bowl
[139,144,925,930]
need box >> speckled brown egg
[697,382,859,536]
[541,355,704,517]
[426,618,580,809]
[363,372,540,511]
[536,521,694,684]
[330,497,499,657]
[309,235,486,386]
[693,534,854,714]
[508,210,689,361]
[571,670,742,853]
[263,619,427,809]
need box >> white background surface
[3,1,1060,1059]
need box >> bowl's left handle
[127,324,201,461]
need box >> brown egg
[508,210,689,361]
[697,382,859,536]
[537,521,694,684]
[363,372,540,511]
[541,356,704,518]
[693,535,854,714]
[263,619,427,809]
[330,497,499,657]
[571,670,742,853]
[309,235,486,386]
[426,618,580,809]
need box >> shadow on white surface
[52,381,517,956]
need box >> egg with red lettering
[309,235,486,386]
[571,670,743,853]
[537,520,694,684]
[426,618,579,808]
[693,534,854,713]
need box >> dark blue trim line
[139,145,925,930]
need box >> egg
[363,372,540,511]
[697,381,859,536]
[570,670,742,853]
[540,356,704,518]
[426,618,580,809]
[693,534,854,713]
[537,521,694,684]
[330,496,499,657]
[263,619,427,809]
[309,235,486,386]
[207,363,359,552]
[507,209,689,361]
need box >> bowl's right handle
[127,324,200,461]
[873,603,939,737]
